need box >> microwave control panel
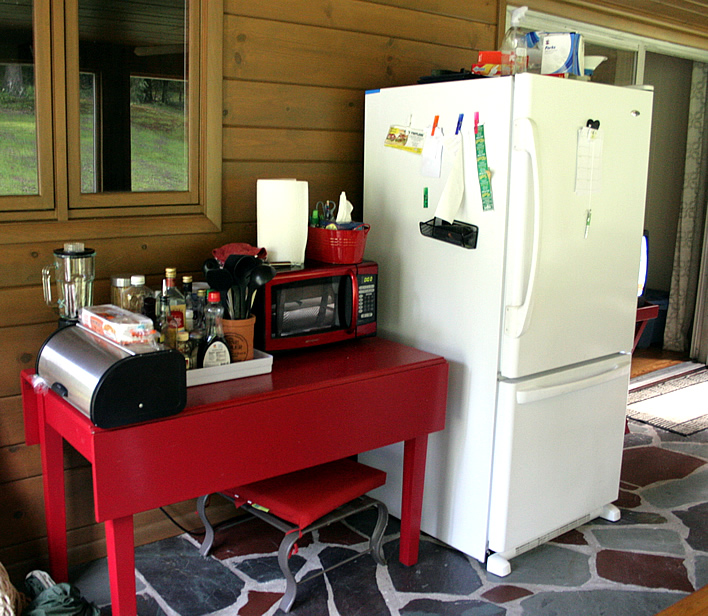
[357,272,377,324]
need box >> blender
[42,242,96,327]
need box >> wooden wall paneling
[222,161,363,224]
[0,397,26,447]
[1,498,237,583]
[223,16,478,90]
[0,225,253,290]
[0,323,56,398]
[222,128,362,163]
[0,440,88,485]
[359,0,497,23]
[0,469,95,550]
[224,0,497,49]
[223,81,364,131]
[591,0,708,34]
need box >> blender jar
[42,242,96,323]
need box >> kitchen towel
[257,179,309,265]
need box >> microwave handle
[346,269,358,334]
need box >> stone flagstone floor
[69,420,708,616]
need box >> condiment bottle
[176,330,193,369]
[182,275,196,331]
[157,295,179,348]
[111,274,132,308]
[197,291,231,368]
[125,275,153,314]
[162,268,186,331]
[142,296,159,331]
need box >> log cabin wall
[1,0,706,582]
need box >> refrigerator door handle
[514,361,628,405]
[505,117,542,339]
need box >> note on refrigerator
[575,127,603,194]
[422,126,444,177]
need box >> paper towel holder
[419,218,478,249]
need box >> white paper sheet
[575,127,603,194]
[256,179,309,265]
[433,134,465,223]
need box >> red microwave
[253,261,377,352]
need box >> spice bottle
[197,291,231,368]
[111,274,132,308]
[125,275,153,314]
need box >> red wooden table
[22,337,448,616]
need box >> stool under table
[197,458,389,613]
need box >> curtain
[664,62,708,353]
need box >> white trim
[506,6,708,66]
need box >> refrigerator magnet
[384,125,425,154]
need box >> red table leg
[38,396,69,583]
[105,516,137,616]
[399,435,429,566]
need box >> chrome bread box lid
[36,324,186,428]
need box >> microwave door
[277,281,338,337]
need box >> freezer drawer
[487,354,630,557]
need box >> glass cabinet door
[0,0,55,214]
[66,0,200,209]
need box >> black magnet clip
[586,119,600,130]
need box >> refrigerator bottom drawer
[488,354,631,554]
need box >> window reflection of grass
[131,103,188,192]
[0,108,39,195]
[3,99,188,196]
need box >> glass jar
[111,274,132,308]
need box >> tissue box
[541,33,584,75]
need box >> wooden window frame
[0,0,222,242]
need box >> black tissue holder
[419,219,478,249]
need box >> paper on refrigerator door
[422,127,444,178]
[433,133,465,223]
[575,127,603,194]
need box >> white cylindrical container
[256,179,309,266]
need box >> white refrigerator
[359,73,653,576]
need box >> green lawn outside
[1,102,188,196]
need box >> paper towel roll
[257,179,309,265]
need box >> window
[505,5,708,86]
[0,0,222,236]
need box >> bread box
[36,324,186,428]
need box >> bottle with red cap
[197,291,231,368]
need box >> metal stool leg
[197,495,215,557]
[369,500,388,565]
[277,532,301,613]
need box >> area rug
[627,369,708,435]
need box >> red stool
[197,458,388,613]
